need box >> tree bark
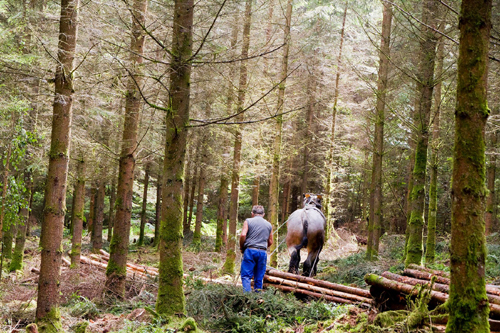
[193,148,208,248]
[425,34,444,264]
[448,3,492,329]
[107,169,117,243]
[268,0,292,268]
[215,173,229,252]
[301,68,316,195]
[154,171,162,247]
[105,0,147,298]
[324,0,348,239]
[222,0,253,274]
[138,163,150,246]
[156,0,193,316]
[36,0,79,329]
[70,157,86,268]
[88,182,96,234]
[366,1,392,260]
[10,177,30,272]
[251,177,260,206]
[92,177,105,252]
[405,0,439,267]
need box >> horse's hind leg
[303,250,320,277]
[288,246,301,274]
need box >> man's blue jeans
[241,248,267,292]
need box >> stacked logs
[264,269,373,307]
[365,265,500,330]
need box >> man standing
[240,205,273,292]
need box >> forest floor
[1,223,499,333]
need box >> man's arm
[239,220,249,252]
[267,227,274,248]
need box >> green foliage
[67,295,100,320]
[321,252,385,287]
[186,283,346,332]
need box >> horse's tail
[298,211,309,249]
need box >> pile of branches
[263,269,373,307]
[365,264,500,330]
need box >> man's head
[251,205,265,216]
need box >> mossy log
[365,274,500,317]
[403,269,500,297]
[407,264,450,278]
[382,271,500,306]
[266,269,371,298]
[264,275,373,304]
[263,283,371,307]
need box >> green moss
[180,317,198,332]
[36,306,62,333]
[72,321,89,333]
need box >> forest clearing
[1,0,500,331]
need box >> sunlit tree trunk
[70,156,86,268]
[446,0,492,331]
[425,34,444,264]
[251,177,260,206]
[156,0,193,316]
[366,1,392,260]
[105,0,147,298]
[36,0,79,329]
[324,0,348,239]
[222,0,253,274]
[268,0,292,268]
[405,0,439,266]
[138,163,150,246]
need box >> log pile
[264,269,373,307]
[365,266,500,329]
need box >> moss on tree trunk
[446,0,492,331]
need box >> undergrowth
[186,283,347,332]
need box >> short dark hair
[252,205,265,215]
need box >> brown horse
[285,193,326,277]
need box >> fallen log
[263,283,371,307]
[403,269,500,298]
[266,269,371,299]
[383,271,500,306]
[365,274,500,317]
[407,264,450,278]
[80,255,150,280]
[264,275,373,305]
[96,252,159,276]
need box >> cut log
[407,264,450,278]
[61,257,71,267]
[95,253,159,276]
[366,274,500,317]
[266,269,371,298]
[264,275,373,304]
[382,271,500,306]
[403,269,500,297]
[80,255,150,280]
[263,283,371,307]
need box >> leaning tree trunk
[105,0,147,298]
[268,0,292,268]
[156,0,193,316]
[425,33,444,264]
[324,0,348,239]
[70,156,85,268]
[138,163,150,246]
[35,0,79,329]
[405,0,439,267]
[222,0,253,274]
[366,1,392,261]
[446,0,492,331]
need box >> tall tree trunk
[105,0,147,298]
[425,34,444,264]
[156,0,193,316]
[324,0,348,239]
[70,156,85,268]
[268,0,292,268]
[446,0,492,331]
[251,177,260,206]
[405,0,439,266]
[92,177,105,252]
[138,163,150,246]
[186,148,200,236]
[193,147,208,248]
[222,0,253,274]
[10,172,31,272]
[301,69,316,195]
[35,0,79,329]
[182,152,193,233]
[107,168,117,243]
[88,182,96,234]
[154,171,162,247]
[0,137,13,264]
[215,173,229,252]
[366,1,392,261]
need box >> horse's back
[285,207,325,249]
